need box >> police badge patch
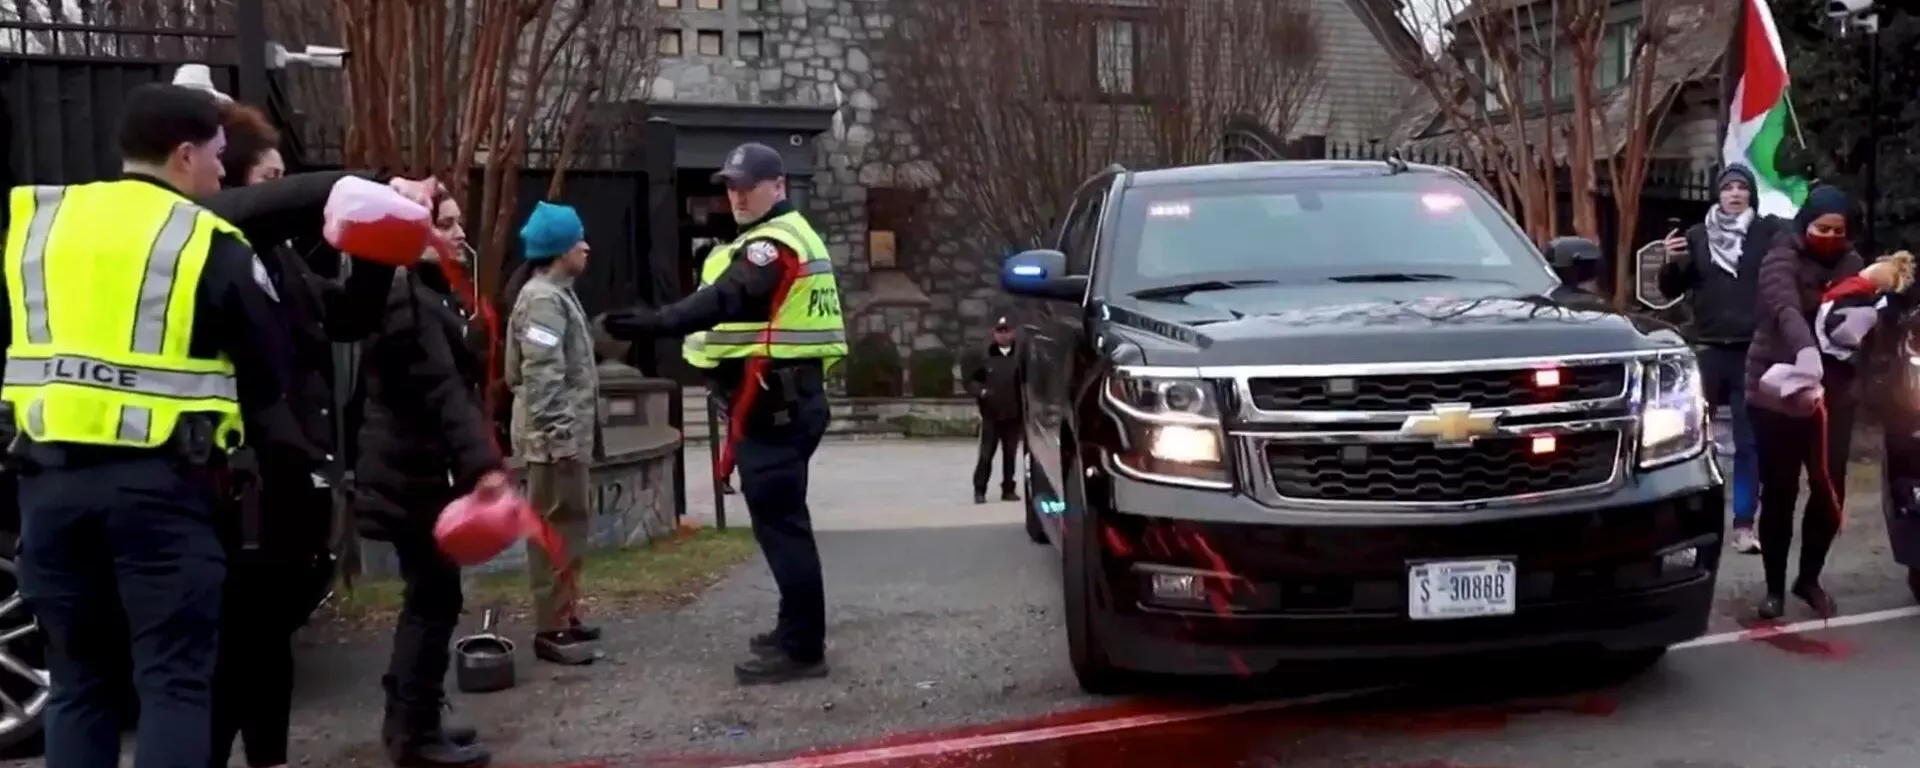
[745,240,778,266]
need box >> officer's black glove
[602,305,661,341]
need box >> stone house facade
[648,0,1419,370]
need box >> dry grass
[325,525,757,624]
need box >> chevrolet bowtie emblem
[1400,403,1498,447]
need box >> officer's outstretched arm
[650,237,788,337]
[510,292,581,461]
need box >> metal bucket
[454,609,517,694]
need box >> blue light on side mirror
[1001,248,1084,302]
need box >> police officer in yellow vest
[0,84,301,768]
[605,142,844,685]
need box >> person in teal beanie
[504,201,604,665]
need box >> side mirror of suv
[1001,249,1088,302]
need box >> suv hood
[1102,281,1685,368]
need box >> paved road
[12,440,1920,767]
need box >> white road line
[719,687,1394,768]
[725,604,1920,768]
[1671,604,1920,650]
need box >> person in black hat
[966,317,1023,503]
[602,141,846,685]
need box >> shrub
[908,347,957,397]
[844,333,903,397]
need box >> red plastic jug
[435,476,546,567]
[323,176,432,268]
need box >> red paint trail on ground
[1735,616,1852,660]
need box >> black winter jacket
[1657,214,1782,346]
[202,171,395,479]
[966,343,1022,422]
[351,267,500,539]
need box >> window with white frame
[1095,19,1138,96]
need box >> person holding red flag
[602,142,846,685]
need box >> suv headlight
[1638,352,1707,468]
[1101,368,1231,489]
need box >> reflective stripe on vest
[702,212,848,365]
[681,246,738,369]
[2,182,244,449]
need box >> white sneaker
[1730,526,1762,554]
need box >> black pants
[973,417,1020,494]
[736,391,830,662]
[209,479,332,768]
[381,513,464,737]
[1750,401,1855,596]
[17,457,225,768]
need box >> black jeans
[1750,401,1855,596]
[381,516,464,736]
[18,457,225,768]
[973,417,1020,494]
[210,479,332,768]
[736,391,830,662]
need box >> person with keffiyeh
[1657,164,1781,555]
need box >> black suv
[1001,159,1725,694]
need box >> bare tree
[331,0,661,296]
[880,0,1325,249]
[1365,0,1725,308]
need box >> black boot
[382,686,490,768]
[749,631,779,656]
[1757,593,1786,621]
[734,653,828,685]
[1792,579,1837,619]
[1001,486,1019,502]
[973,492,987,505]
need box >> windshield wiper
[1129,279,1279,300]
[1326,272,1458,283]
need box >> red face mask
[1806,233,1847,257]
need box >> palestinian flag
[1722,0,1808,218]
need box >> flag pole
[1782,89,1809,150]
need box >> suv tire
[1060,450,1129,695]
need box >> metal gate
[1,2,264,186]
[1220,115,1292,163]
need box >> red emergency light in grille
[1530,435,1558,455]
[1532,368,1563,389]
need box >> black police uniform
[604,148,831,685]
[0,173,302,768]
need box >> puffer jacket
[350,266,501,540]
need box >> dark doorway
[663,167,731,385]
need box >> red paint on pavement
[752,691,1609,768]
[1735,616,1851,659]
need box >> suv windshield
[1107,173,1555,296]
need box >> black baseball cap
[713,142,786,189]
[994,316,1011,328]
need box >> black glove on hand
[601,305,661,341]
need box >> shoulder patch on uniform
[745,240,778,267]
[250,255,281,303]
[523,323,561,348]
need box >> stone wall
[649,0,1417,362]
[652,0,1004,362]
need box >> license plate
[1408,559,1516,620]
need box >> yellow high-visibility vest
[1,181,244,449]
[700,211,846,370]
[681,245,737,370]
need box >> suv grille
[1247,363,1628,412]
[1265,430,1621,503]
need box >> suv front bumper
[1089,452,1723,675]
